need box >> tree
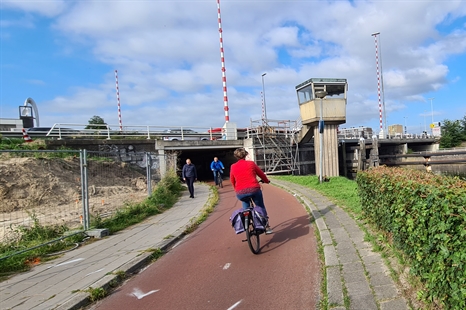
[461,115,466,140]
[439,119,464,148]
[85,115,108,130]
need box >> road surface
[91,180,320,310]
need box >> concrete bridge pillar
[158,148,167,177]
[314,124,340,178]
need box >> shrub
[357,167,466,309]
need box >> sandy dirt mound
[0,156,148,241]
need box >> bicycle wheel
[245,214,260,254]
[218,172,223,188]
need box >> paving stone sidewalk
[271,179,408,310]
[0,183,211,310]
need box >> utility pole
[428,97,434,124]
[261,73,268,124]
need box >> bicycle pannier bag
[230,209,245,234]
[253,207,267,232]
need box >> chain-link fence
[0,149,164,245]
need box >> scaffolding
[247,119,301,175]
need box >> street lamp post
[424,110,427,133]
[428,97,434,124]
[261,73,268,124]
[316,90,327,184]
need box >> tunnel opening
[176,148,238,182]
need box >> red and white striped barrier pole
[217,0,229,123]
[115,70,123,131]
[22,128,33,142]
[372,32,383,135]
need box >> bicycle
[215,170,223,188]
[241,198,269,254]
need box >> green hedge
[356,167,466,309]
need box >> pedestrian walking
[182,158,197,198]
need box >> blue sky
[1,0,465,134]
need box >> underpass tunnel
[177,148,237,182]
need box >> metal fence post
[80,149,90,230]
[146,152,152,196]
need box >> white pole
[428,97,434,124]
[261,73,267,124]
[424,111,427,132]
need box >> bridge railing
[24,123,229,141]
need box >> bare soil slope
[0,156,148,240]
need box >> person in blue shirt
[182,158,197,198]
[210,156,225,188]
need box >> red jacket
[230,159,269,194]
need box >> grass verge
[184,186,219,234]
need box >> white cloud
[2,0,466,131]
[263,26,299,47]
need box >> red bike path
[91,180,320,309]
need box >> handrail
[39,123,228,140]
[378,149,466,158]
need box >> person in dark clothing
[182,158,197,198]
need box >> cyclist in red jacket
[230,147,273,234]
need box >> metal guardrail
[379,149,466,166]
[1,123,228,140]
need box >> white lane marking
[227,300,242,310]
[85,268,104,276]
[223,263,231,270]
[47,258,85,268]
[130,287,159,300]
[56,258,84,266]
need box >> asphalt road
[90,180,320,310]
